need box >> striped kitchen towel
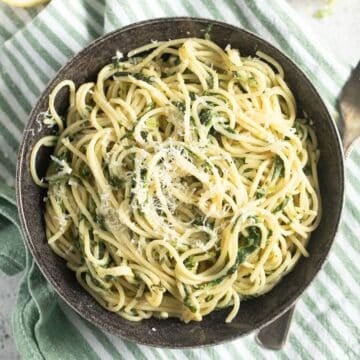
[0,0,359,359]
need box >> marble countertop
[1,0,359,358]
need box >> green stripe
[271,0,346,85]
[27,7,41,18]
[47,5,95,46]
[34,18,75,58]
[0,90,25,132]
[202,0,259,41]
[323,262,359,309]
[2,6,26,29]
[84,0,106,18]
[0,24,12,40]
[22,28,62,70]
[63,2,103,37]
[158,349,177,360]
[155,0,176,16]
[312,277,359,337]
[0,122,19,152]
[105,8,120,29]
[11,36,50,84]
[118,1,137,22]
[0,64,33,113]
[240,339,267,360]
[226,0,256,31]
[243,0,339,103]
[333,243,360,285]
[294,310,336,359]
[139,345,165,360]
[350,148,360,163]
[123,340,147,360]
[287,332,314,359]
[3,47,42,98]
[340,213,360,252]
[81,0,105,30]
[302,294,354,354]
[0,149,16,176]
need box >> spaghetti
[31,38,320,323]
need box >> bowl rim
[15,16,345,348]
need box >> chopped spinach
[199,108,214,126]
[205,295,214,302]
[207,226,261,286]
[172,100,185,112]
[273,196,290,213]
[108,176,123,187]
[206,74,214,88]
[133,72,154,83]
[189,91,197,101]
[183,288,197,313]
[272,155,285,180]
[80,163,91,179]
[184,256,196,270]
[94,214,106,230]
[255,188,266,199]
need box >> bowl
[16,17,344,347]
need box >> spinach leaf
[207,226,261,286]
[199,108,214,126]
[272,155,285,180]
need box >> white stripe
[0,91,28,127]
[327,252,360,296]
[29,26,69,65]
[4,42,46,93]
[256,0,339,99]
[316,268,360,324]
[297,301,347,359]
[165,349,186,360]
[103,0,124,31]
[306,285,356,347]
[60,303,113,360]
[0,12,18,35]
[215,0,245,27]
[0,162,14,186]
[51,2,97,43]
[229,340,259,360]
[85,0,105,18]
[137,344,159,360]
[156,0,179,16]
[42,12,83,51]
[281,337,303,360]
[126,0,149,22]
[273,0,350,80]
[236,1,282,48]
[291,316,329,359]
[16,31,57,76]
[335,232,360,273]
[0,52,37,109]
[0,133,17,163]
[103,333,137,360]
[69,1,103,35]
[148,348,171,360]
[0,118,21,149]
[13,7,33,23]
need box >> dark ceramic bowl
[16,18,344,348]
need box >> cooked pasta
[30,38,321,323]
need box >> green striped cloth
[0,0,359,359]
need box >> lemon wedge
[1,0,48,7]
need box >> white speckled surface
[0,1,359,358]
